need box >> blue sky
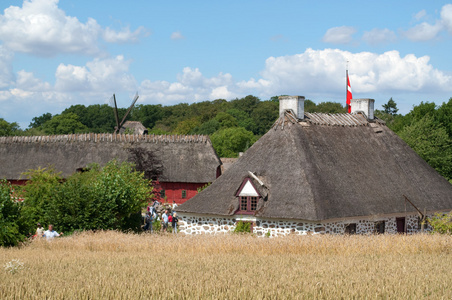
[1,0,452,128]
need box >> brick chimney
[278,96,305,120]
[350,98,375,120]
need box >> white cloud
[401,4,452,41]
[103,26,147,43]
[55,55,136,92]
[170,31,185,40]
[139,67,237,104]
[322,26,356,44]
[362,28,397,46]
[137,48,452,106]
[16,70,51,91]
[241,48,452,98]
[0,0,146,56]
[0,45,14,88]
[440,4,452,33]
[414,9,427,21]
[402,21,443,41]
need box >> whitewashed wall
[178,213,432,237]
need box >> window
[375,221,385,234]
[344,223,356,234]
[182,190,187,199]
[240,196,247,211]
[160,189,165,198]
[239,196,258,213]
[235,177,261,214]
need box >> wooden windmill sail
[109,92,139,134]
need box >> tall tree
[210,127,257,157]
[41,113,88,134]
[398,114,452,181]
[0,118,21,136]
[29,113,52,129]
[382,98,399,115]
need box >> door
[396,217,406,233]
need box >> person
[143,211,153,232]
[162,210,169,232]
[172,212,179,234]
[43,224,63,240]
[35,223,44,238]
[172,200,178,212]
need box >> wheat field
[1,232,451,299]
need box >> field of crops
[1,232,451,299]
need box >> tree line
[0,95,451,181]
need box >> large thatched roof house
[177,96,452,235]
[0,134,221,204]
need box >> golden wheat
[1,232,451,299]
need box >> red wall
[160,182,207,205]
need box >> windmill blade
[119,92,139,127]
[112,94,121,134]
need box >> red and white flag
[346,71,352,113]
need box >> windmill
[109,92,139,134]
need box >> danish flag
[346,72,352,113]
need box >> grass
[1,232,451,299]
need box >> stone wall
[178,213,432,237]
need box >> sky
[1,0,452,128]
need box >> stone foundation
[178,213,433,237]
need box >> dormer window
[236,178,261,214]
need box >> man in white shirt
[43,224,63,240]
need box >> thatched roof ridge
[178,112,452,221]
[0,134,220,183]
[0,133,211,144]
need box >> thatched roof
[0,134,221,183]
[119,121,148,135]
[178,112,452,221]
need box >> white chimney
[350,98,375,120]
[279,96,305,120]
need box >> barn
[0,133,221,204]
[177,96,452,235]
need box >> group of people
[34,223,63,240]
[143,200,179,233]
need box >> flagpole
[346,61,349,113]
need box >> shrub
[233,221,251,233]
[21,160,153,234]
[428,211,452,234]
[0,180,26,247]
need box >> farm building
[177,96,452,235]
[0,134,221,204]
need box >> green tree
[0,118,21,136]
[382,98,399,115]
[251,101,279,135]
[230,95,260,116]
[29,113,52,129]
[192,119,220,135]
[398,114,452,181]
[315,102,346,114]
[210,127,257,157]
[0,180,25,246]
[41,113,88,134]
[174,117,201,134]
[304,99,317,112]
[214,112,238,129]
[20,167,62,233]
[21,161,153,234]
[226,109,255,132]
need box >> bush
[233,221,251,233]
[21,160,153,234]
[0,180,25,247]
[428,211,452,234]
